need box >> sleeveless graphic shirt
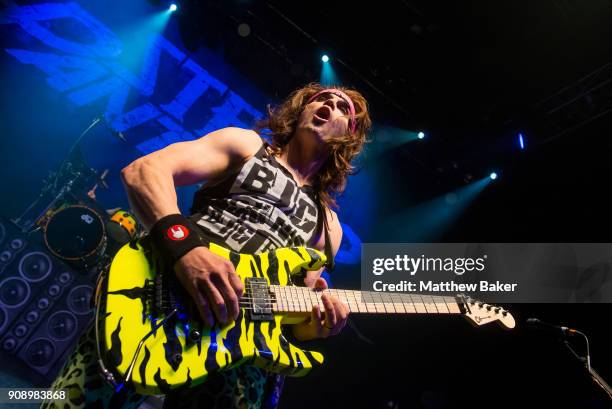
[190,141,320,253]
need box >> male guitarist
[43,83,371,409]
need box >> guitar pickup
[245,277,274,321]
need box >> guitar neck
[270,286,463,315]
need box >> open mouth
[313,106,332,123]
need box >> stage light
[169,3,178,12]
[237,23,251,37]
[417,131,425,139]
[490,172,498,180]
[320,53,337,84]
[518,133,525,150]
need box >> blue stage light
[417,131,425,139]
[169,3,178,12]
[490,172,498,180]
[321,54,329,63]
[518,133,525,150]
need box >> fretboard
[270,285,462,314]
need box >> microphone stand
[12,116,102,232]
[561,330,612,400]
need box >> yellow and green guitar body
[103,241,327,395]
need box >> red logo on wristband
[167,225,189,241]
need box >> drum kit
[41,205,139,271]
[12,117,142,274]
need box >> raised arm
[121,127,262,229]
[120,127,262,326]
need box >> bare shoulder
[327,208,343,243]
[201,127,263,159]
[327,208,339,219]
[130,127,264,186]
[313,206,343,256]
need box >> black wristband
[149,214,205,267]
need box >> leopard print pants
[40,322,278,409]
[162,366,270,409]
[40,321,146,409]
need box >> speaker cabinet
[0,217,94,380]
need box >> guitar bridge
[245,277,273,321]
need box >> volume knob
[189,329,201,342]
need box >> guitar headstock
[458,295,515,329]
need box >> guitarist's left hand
[291,277,349,341]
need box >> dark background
[192,1,612,407]
[1,1,611,408]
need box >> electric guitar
[99,241,515,395]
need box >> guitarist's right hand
[174,246,244,327]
